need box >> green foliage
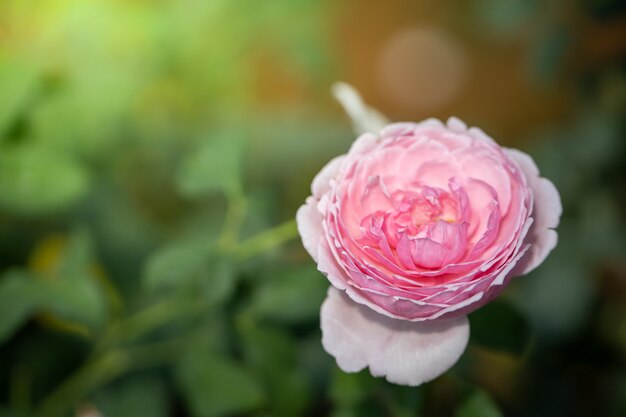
[143,240,236,306]
[469,299,531,356]
[176,346,265,417]
[0,61,39,138]
[239,324,310,417]
[456,390,503,417]
[0,230,106,343]
[0,144,89,214]
[176,134,245,198]
[248,264,328,324]
[0,1,623,417]
[329,368,422,417]
[92,377,169,417]
[0,271,46,342]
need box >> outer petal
[505,149,562,275]
[312,156,345,199]
[296,197,323,262]
[321,287,470,386]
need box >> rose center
[358,186,469,270]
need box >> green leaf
[329,367,378,408]
[44,271,105,328]
[0,144,89,214]
[0,268,105,343]
[239,325,310,417]
[40,230,107,327]
[176,133,244,198]
[144,240,212,291]
[0,230,107,342]
[0,60,39,138]
[249,264,328,324]
[508,249,594,341]
[455,390,503,417]
[143,240,235,305]
[0,408,27,417]
[92,377,169,417]
[177,348,264,417]
[469,299,531,356]
[0,271,46,342]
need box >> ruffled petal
[505,149,562,275]
[312,156,345,199]
[296,198,323,262]
[321,287,470,386]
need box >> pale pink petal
[505,149,562,275]
[312,156,345,199]
[296,198,323,262]
[349,132,379,155]
[317,240,349,291]
[321,287,470,386]
[446,117,467,132]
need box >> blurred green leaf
[0,271,45,343]
[471,0,540,39]
[144,240,212,291]
[329,407,359,417]
[529,27,570,82]
[0,268,105,343]
[0,61,39,138]
[455,389,503,417]
[143,240,235,305]
[176,134,244,198]
[0,409,27,417]
[249,264,328,324]
[507,222,596,341]
[330,368,377,408]
[36,229,107,328]
[177,347,264,417]
[0,230,107,342]
[92,377,169,417]
[239,324,310,417]
[469,299,531,356]
[0,144,89,214]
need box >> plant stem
[36,217,299,416]
[218,188,247,250]
[35,350,129,417]
[95,296,196,353]
[233,218,299,259]
[35,339,185,417]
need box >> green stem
[233,218,299,259]
[36,217,299,416]
[218,188,247,250]
[95,295,196,353]
[35,339,185,417]
[35,350,129,417]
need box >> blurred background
[0,0,625,416]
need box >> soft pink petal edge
[505,148,562,275]
[297,154,347,261]
[296,199,323,262]
[321,287,470,386]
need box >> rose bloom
[297,84,562,386]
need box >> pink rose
[297,84,562,386]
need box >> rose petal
[312,156,345,199]
[505,149,562,275]
[446,117,467,132]
[296,197,323,262]
[321,287,470,386]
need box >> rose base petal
[321,287,470,386]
